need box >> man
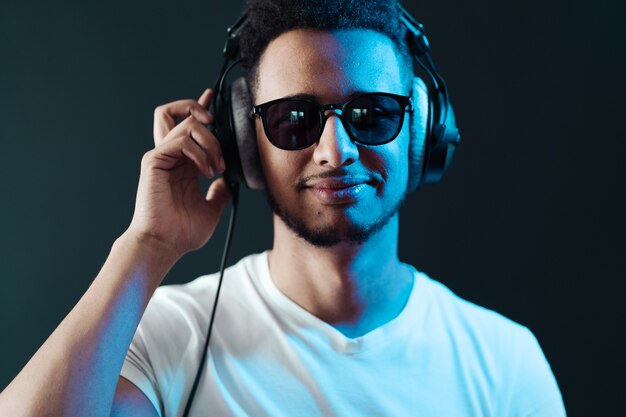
[0,0,566,416]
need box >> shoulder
[120,252,269,415]
[147,251,266,314]
[140,252,267,345]
[411,270,546,380]
[413,271,565,415]
[418,272,533,345]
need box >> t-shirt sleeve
[120,323,164,417]
[120,287,177,417]
[119,283,211,417]
[507,327,567,417]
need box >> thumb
[204,177,232,215]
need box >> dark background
[1,0,624,415]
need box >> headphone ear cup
[230,77,266,189]
[421,95,460,185]
[407,76,429,192]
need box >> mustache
[296,168,383,188]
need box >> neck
[268,214,413,338]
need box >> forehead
[255,28,406,104]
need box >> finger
[160,116,226,173]
[145,133,215,178]
[198,88,213,108]
[181,141,214,179]
[153,96,214,146]
[153,100,213,146]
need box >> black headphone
[210,5,461,193]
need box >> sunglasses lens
[264,100,319,150]
[345,95,404,144]
[259,94,407,150]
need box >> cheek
[256,124,306,192]
[393,128,411,189]
[365,131,410,194]
[256,124,273,179]
[256,124,281,182]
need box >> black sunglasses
[250,92,412,151]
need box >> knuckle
[182,114,200,131]
[188,102,200,113]
[176,118,192,135]
[153,105,166,119]
[141,150,155,166]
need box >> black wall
[1,0,624,415]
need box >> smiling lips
[306,178,373,204]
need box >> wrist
[113,230,183,287]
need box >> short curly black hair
[238,0,414,101]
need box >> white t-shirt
[121,252,565,417]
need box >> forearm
[0,231,180,417]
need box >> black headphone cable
[182,180,240,417]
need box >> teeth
[316,183,360,189]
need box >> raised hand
[127,88,231,259]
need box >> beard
[265,187,406,248]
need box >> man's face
[254,28,411,247]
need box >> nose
[312,111,359,168]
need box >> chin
[266,188,406,248]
